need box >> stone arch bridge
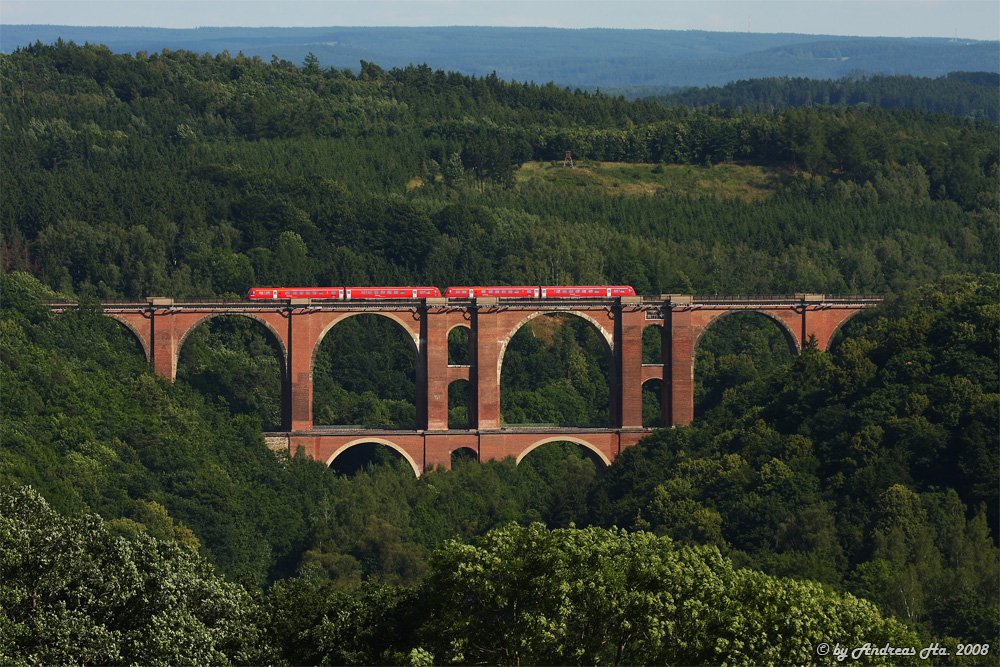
[51,293,879,475]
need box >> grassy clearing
[514,160,789,201]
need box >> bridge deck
[45,294,882,311]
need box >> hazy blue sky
[2,1,998,40]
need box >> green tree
[1,484,270,666]
[413,523,920,666]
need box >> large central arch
[498,311,614,428]
[497,310,614,381]
[311,311,420,370]
[310,312,421,428]
[691,309,799,419]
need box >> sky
[1,0,998,41]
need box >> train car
[247,287,442,300]
[540,285,636,298]
[344,287,442,300]
[444,286,540,299]
[247,287,344,300]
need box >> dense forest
[651,71,1000,122]
[2,41,998,664]
[2,42,996,299]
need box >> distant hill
[646,72,1000,123]
[2,25,996,90]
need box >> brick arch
[641,322,664,364]
[515,436,611,468]
[640,377,665,428]
[447,377,472,428]
[107,314,151,363]
[446,323,472,366]
[310,311,420,374]
[692,309,801,359]
[446,322,472,336]
[173,312,288,380]
[822,309,867,352]
[451,446,479,462]
[324,438,421,477]
[497,310,614,384]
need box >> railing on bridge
[44,293,884,310]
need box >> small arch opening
[448,326,471,366]
[450,447,478,468]
[448,379,471,430]
[328,441,418,477]
[642,324,664,365]
[694,311,795,418]
[176,314,284,430]
[642,379,663,428]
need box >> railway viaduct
[56,294,879,475]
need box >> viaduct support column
[424,303,450,431]
[661,321,670,427]
[150,306,178,380]
[667,306,695,427]
[473,303,501,429]
[617,302,645,428]
[286,308,320,431]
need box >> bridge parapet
[46,294,882,311]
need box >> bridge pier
[667,306,696,427]
[617,303,645,428]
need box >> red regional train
[444,286,636,298]
[247,287,442,300]
[248,286,635,300]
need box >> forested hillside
[2,41,996,299]
[2,41,998,664]
[651,71,1000,122]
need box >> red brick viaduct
[66,294,878,476]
